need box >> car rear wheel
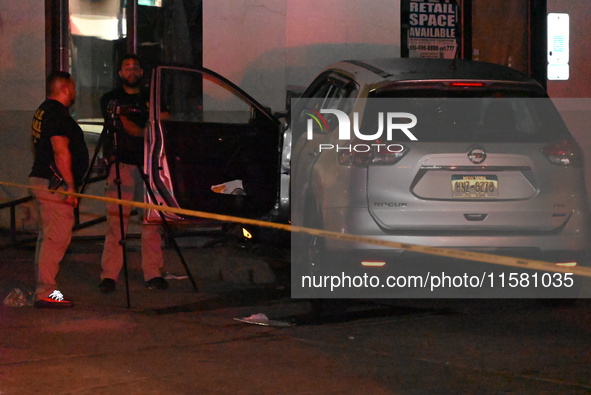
[302,204,349,315]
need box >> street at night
[1,237,590,394]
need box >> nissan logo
[468,147,487,164]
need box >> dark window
[367,86,569,143]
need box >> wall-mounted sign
[401,0,460,59]
[547,13,569,80]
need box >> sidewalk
[1,234,282,308]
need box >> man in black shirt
[29,71,89,308]
[98,54,168,293]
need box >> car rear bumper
[320,207,591,261]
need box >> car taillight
[541,140,583,167]
[448,81,487,87]
[337,138,409,166]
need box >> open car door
[145,66,283,223]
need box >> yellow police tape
[2,179,591,278]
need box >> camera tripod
[79,109,198,308]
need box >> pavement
[2,233,591,394]
[3,234,374,395]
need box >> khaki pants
[100,162,164,282]
[30,177,74,300]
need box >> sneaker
[145,277,168,290]
[34,290,73,309]
[99,278,116,293]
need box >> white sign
[547,13,569,80]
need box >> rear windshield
[367,86,570,143]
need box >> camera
[106,100,146,119]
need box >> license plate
[452,175,498,198]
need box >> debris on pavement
[234,313,294,327]
[3,288,34,307]
[163,272,189,280]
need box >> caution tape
[2,179,591,278]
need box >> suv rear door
[290,72,359,223]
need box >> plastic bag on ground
[3,288,34,307]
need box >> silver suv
[289,58,590,296]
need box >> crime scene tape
[2,179,591,278]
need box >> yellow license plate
[452,175,498,198]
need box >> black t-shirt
[100,88,149,165]
[29,99,89,186]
